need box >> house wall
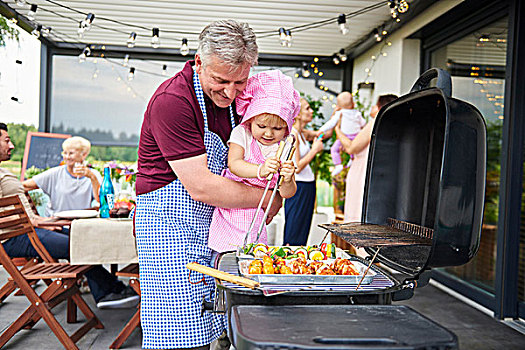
[352,0,463,104]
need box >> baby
[208,70,300,253]
[317,91,366,176]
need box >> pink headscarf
[236,70,300,134]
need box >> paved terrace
[1,267,524,349]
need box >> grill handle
[187,262,260,289]
[410,68,452,97]
[313,337,398,345]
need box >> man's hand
[31,216,71,230]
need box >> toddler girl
[208,70,300,253]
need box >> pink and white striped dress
[208,136,278,253]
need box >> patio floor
[1,267,524,349]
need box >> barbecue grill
[206,69,486,349]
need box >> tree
[0,15,19,47]
[6,123,37,161]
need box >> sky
[0,21,41,126]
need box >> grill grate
[387,218,434,239]
[319,219,433,248]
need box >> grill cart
[199,68,486,350]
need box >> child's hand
[260,157,280,178]
[315,130,323,138]
[279,160,295,183]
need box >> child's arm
[228,143,279,179]
[278,160,297,198]
[318,111,341,133]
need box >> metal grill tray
[319,222,433,247]
[236,246,351,260]
[238,259,376,285]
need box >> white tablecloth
[69,218,138,265]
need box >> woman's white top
[293,127,315,182]
[32,165,102,216]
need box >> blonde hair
[246,113,289,135]
[62,136,91,155]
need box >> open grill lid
[323,69,487,278]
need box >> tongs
[242,134,296,248]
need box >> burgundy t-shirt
[136,61,239,195]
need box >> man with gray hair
[135,20,281,349]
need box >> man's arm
[169,154,282,222]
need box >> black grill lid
[324,69,486,278]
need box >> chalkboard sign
[20,132,71,180]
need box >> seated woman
[23,136,102,216]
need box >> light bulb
[42,27,51,37]
[77,22,85,38]
[180,38,189,56]
[332,55,340,65]
[15,0,27,7]
[31,25,42,38]
[151,28,160,48]
[285,30,292,47]
[391,8,398,19]
[279,28,287,47]
[80,13,95,31]
[301,62,310,78]
[337,14,348,35]
[398,0,409,13]
[127,32,137,48]
[78,46,91,63]
[338,49,347,62]
[128,67,135,81]
[123,54,129,67]
[27,4,37,21]
[162,65,168,76]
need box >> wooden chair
[110,263,140,349]
[0,195,103,350]
[0,192,54,302]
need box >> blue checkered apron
[135,69,235,349]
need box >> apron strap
[193,69,236,131]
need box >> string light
[332,54,340,65]
[78,46,91,63]
[127,32,137,48]
[180,38,189,56]
[389,1,398,19]
[27,4,37,21]
[337,14,349,35]
[338,49,347,62]
[79,13,95,34]
[151,28,160,48]
[301,62,311,78]
[162,64,168,76]
[285,29,292,47]
[123,54,130,66]
[77,22,85,39]
[128,67,135,80]
[279,28,286,46]
[42,26,52,37]
[31,24,42,38]
[374,28,381,42]
[398,0,409,13]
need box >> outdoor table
[69,218,138,265]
